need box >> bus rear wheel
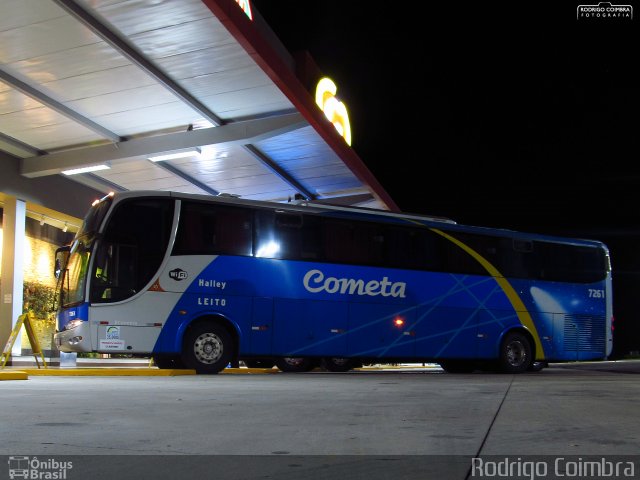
[181,322,234,374]
[499,332,532,373]
[275,357,316,372]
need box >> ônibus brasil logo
[8,456,73,479]
[169,268,188,281]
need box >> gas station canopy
[0,0,397,210]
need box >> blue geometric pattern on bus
[155,255,607,361]
[285,275,513,358]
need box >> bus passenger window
[173,202,252,256]
[254,210,318,260]
[322,219,356,264]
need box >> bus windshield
[61,239,92,307]
[58,194,113,307]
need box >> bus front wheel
[182,322,234,374]
[499,332,532,373]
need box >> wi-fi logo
[169,268,188,281]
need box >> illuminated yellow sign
[234,0,253,20]
[315,77,352,146]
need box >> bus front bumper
[54,321,93,352]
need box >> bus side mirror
[54,246,70,279]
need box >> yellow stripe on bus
[429,228,545,360]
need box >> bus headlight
[65,319,84,331]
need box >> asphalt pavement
[1,360,639,480]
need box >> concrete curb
[1,367,280,377]
[19,368,196,376]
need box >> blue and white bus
[54,191,613,374]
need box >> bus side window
[506,238,534,279]
[174,202,252,256]
[209,207,252,256]
[322,219,354,263]
[437,232,486,276]
[534,242,606,283]
[254,210,277,258]
[254,211,320,260]
[385,226,428,270]
[275,212,302,259]
[300,215,321,260]
[175,208,205,253]
[354,223,384,266]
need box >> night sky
[252,1,639,357]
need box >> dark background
[252,1,639,358]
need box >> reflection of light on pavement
[530,286,565,314]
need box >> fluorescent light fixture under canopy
[62,164,111,175]
[148,148,201,162]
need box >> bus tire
[322,357,355,372]
[181,322,234,374]
[275,357,316,372]
[499,331,532,373]
[439,360,476,373]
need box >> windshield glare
[61,240,91,307]
[77,195,113,240]
[58,196,113,307]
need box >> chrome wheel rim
[193,332,223,365]
[506,340,527,367]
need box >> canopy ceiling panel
[0,0,397,211]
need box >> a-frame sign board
[1,312,48,369]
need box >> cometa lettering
[303,269,406,298]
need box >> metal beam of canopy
[52,0,224,128]
[81,173,129,194]
[0,68,122,143]
[0,132,44,156]
[152,161,219,196]
[243,144,315,200]
[21,113,307,178]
